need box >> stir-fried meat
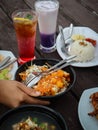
[88,92,98,119]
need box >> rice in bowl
[68,40,95,62]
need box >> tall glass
[35,0,59,53]
[12,9,38,64]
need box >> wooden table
[0,0,98,130]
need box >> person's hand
[0,80,50,108]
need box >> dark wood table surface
[0,0,98,130]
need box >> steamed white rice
[68,40,95,62]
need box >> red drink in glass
[12,9,38,64]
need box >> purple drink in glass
[40,33,56,47]
[35,0,59,53]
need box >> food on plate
[71,34,85,41]
[12,116,56,130]
[0,68,12,80]
[19,64,48,81]
[85,38,97,46]
[19,64,70,96]
[68,40,95,62]
[0,54,5,61]
[33,69,70,96]
[0,54,13,80]
[71,34,97,47]
[88,92,98,119]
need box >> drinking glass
[35,0,59,53]
[12,9,38,64]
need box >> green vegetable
[0,68,9,79]
[25,14,33,20]
[32,117,38,123]
[40,123,48,130]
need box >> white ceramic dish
[78,87,98,130]
[0,50,18,80]
[56,26,98,67]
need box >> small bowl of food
[15,58,76,99]
[0,105,68,130]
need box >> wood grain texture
[0,0,98,130]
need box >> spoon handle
[48,55,76,72]
[0,58,17,71]
[0,56,11,67]
[59,25,65,43]
[69,23,73,37]
[59,23,73,44]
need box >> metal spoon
[0,56,11,68]
[0,58,17,71]
[59,23,73,55]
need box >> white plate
[56,26,98,67]
[78,87,98,130]
[0,50,18,80]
